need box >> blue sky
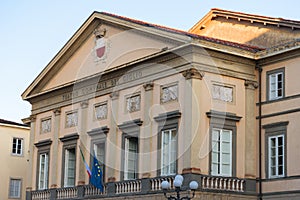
[0,0,299,123]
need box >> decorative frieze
[126,94,141,113]
[41,118,52,133]
[65,111,78,128]
[211,84,234,103]
[161,84,178,103]
[94,103,108,120]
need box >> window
[206,110,241,177]
[38,153,49,189]
[161,129,177,176]
[118,119,142,180]
[263,121,288,179]
[267,68,285,100]
[154,111,181,176]
[94,142,105,182]
[12,138,23,156]
[9,179,21,198]
[64,148,76,187]
[211,129,232,176]
[268,135,285,178]
[124,137,138,180]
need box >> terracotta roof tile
[100,12,264,53]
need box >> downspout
[256,63,263,200]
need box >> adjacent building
[22,8,300,199]
[0,119,30,200]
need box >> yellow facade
[0,120,29,200]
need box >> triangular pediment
[22,12,189,100]
[190,8,300,49]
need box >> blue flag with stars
[90,153,104,192]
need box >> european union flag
[90,154,104,192]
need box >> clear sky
[0,0,299,123]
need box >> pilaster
[181,68,203,172]
[107,91,119,181]
[78,100,89,185]
[50,108,61,188]
[141,81,154,177]
[244,80,258,178]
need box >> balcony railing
[27,174,252,200]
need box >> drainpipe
[256,63,263,200]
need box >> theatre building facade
[23,9,300,200]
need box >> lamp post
[161,175,199,200]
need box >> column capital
[29,114,36,122]
[143,81,154,91]
[53,108,61,116]
[245,80,258,90]
[182,68,205,80]
[110,91,119,100]
[80,100,89,109]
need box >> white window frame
[211,128,232,177]
[161,128,177,176]
[9,178,21,198]
[12,138,23,156]
[268,134,285,178]
[124,137,138,180]
[269,71,283,100]
[64,148,76,187]
[38,153,49,190]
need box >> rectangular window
[267,69,284,100]
[38,153,49,189]
[9,179,21,198]
[64,148,76,187]
[12,138,23,156]
[161,129,177,176]
[124,137,138,180]
[268,135,285,178]
[94,143,105,182]
[211,128,232,176]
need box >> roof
[100,12,264,53]
[0,118,29,128]
[209,8,300,29]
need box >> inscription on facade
[212,84,233,103]
[62,70,143,101]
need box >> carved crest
[94,27,110,61]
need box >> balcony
[27,174,256,200]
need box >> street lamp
[161,175,199,200]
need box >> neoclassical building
[23,8,300,200]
